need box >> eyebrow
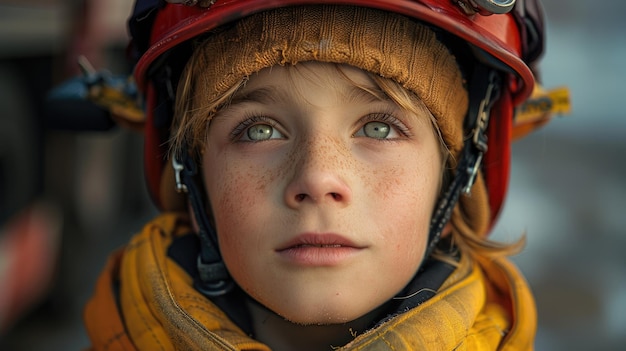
[229,84,388,108]
[229,86,286,106]
[343,85,388,104]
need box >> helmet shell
[129,0,544,229]
[135,0,535,104]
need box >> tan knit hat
[169,4,490,239]
[187,5,468,155]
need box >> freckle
[255,172,266,191]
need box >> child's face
[201,62,442,325]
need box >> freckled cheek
[203,165,262,267]
[360,162,435,207]
[208,168,262,224]
[204,159,283,243]
[358,154,440,246]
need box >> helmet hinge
[463,69,500,194]
[455,0,517,16]
[172,156,188,193]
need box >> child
[83,0,556,349]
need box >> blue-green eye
[243,123,284,141]
[247,124,272,141]
[362,121,391,139]
[354,113,407,140]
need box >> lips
[276,233,364,266]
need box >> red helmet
[128,0,545,230]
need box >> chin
[284,313,352,326]
[274,303,365,326]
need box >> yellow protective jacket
[83,213,536,350]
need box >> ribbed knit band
[190,5,468,154]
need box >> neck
[246,299,388,351]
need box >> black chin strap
[424,66,501,258]
[172,150,234,297]
[153,57,234,297]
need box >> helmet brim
[135,0,534,105]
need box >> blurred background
[0,0,624,350]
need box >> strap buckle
[463,71,500,194]
[172,155,188,193]
[195,256,235,297]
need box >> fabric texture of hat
[191,5,467,154]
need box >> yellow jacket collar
[84,213,536,350]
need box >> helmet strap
[153,59,235,297]
[172,150,235,297]
[425,66,501,258]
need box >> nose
[283,137,353,208]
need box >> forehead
[232,62,386,105]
